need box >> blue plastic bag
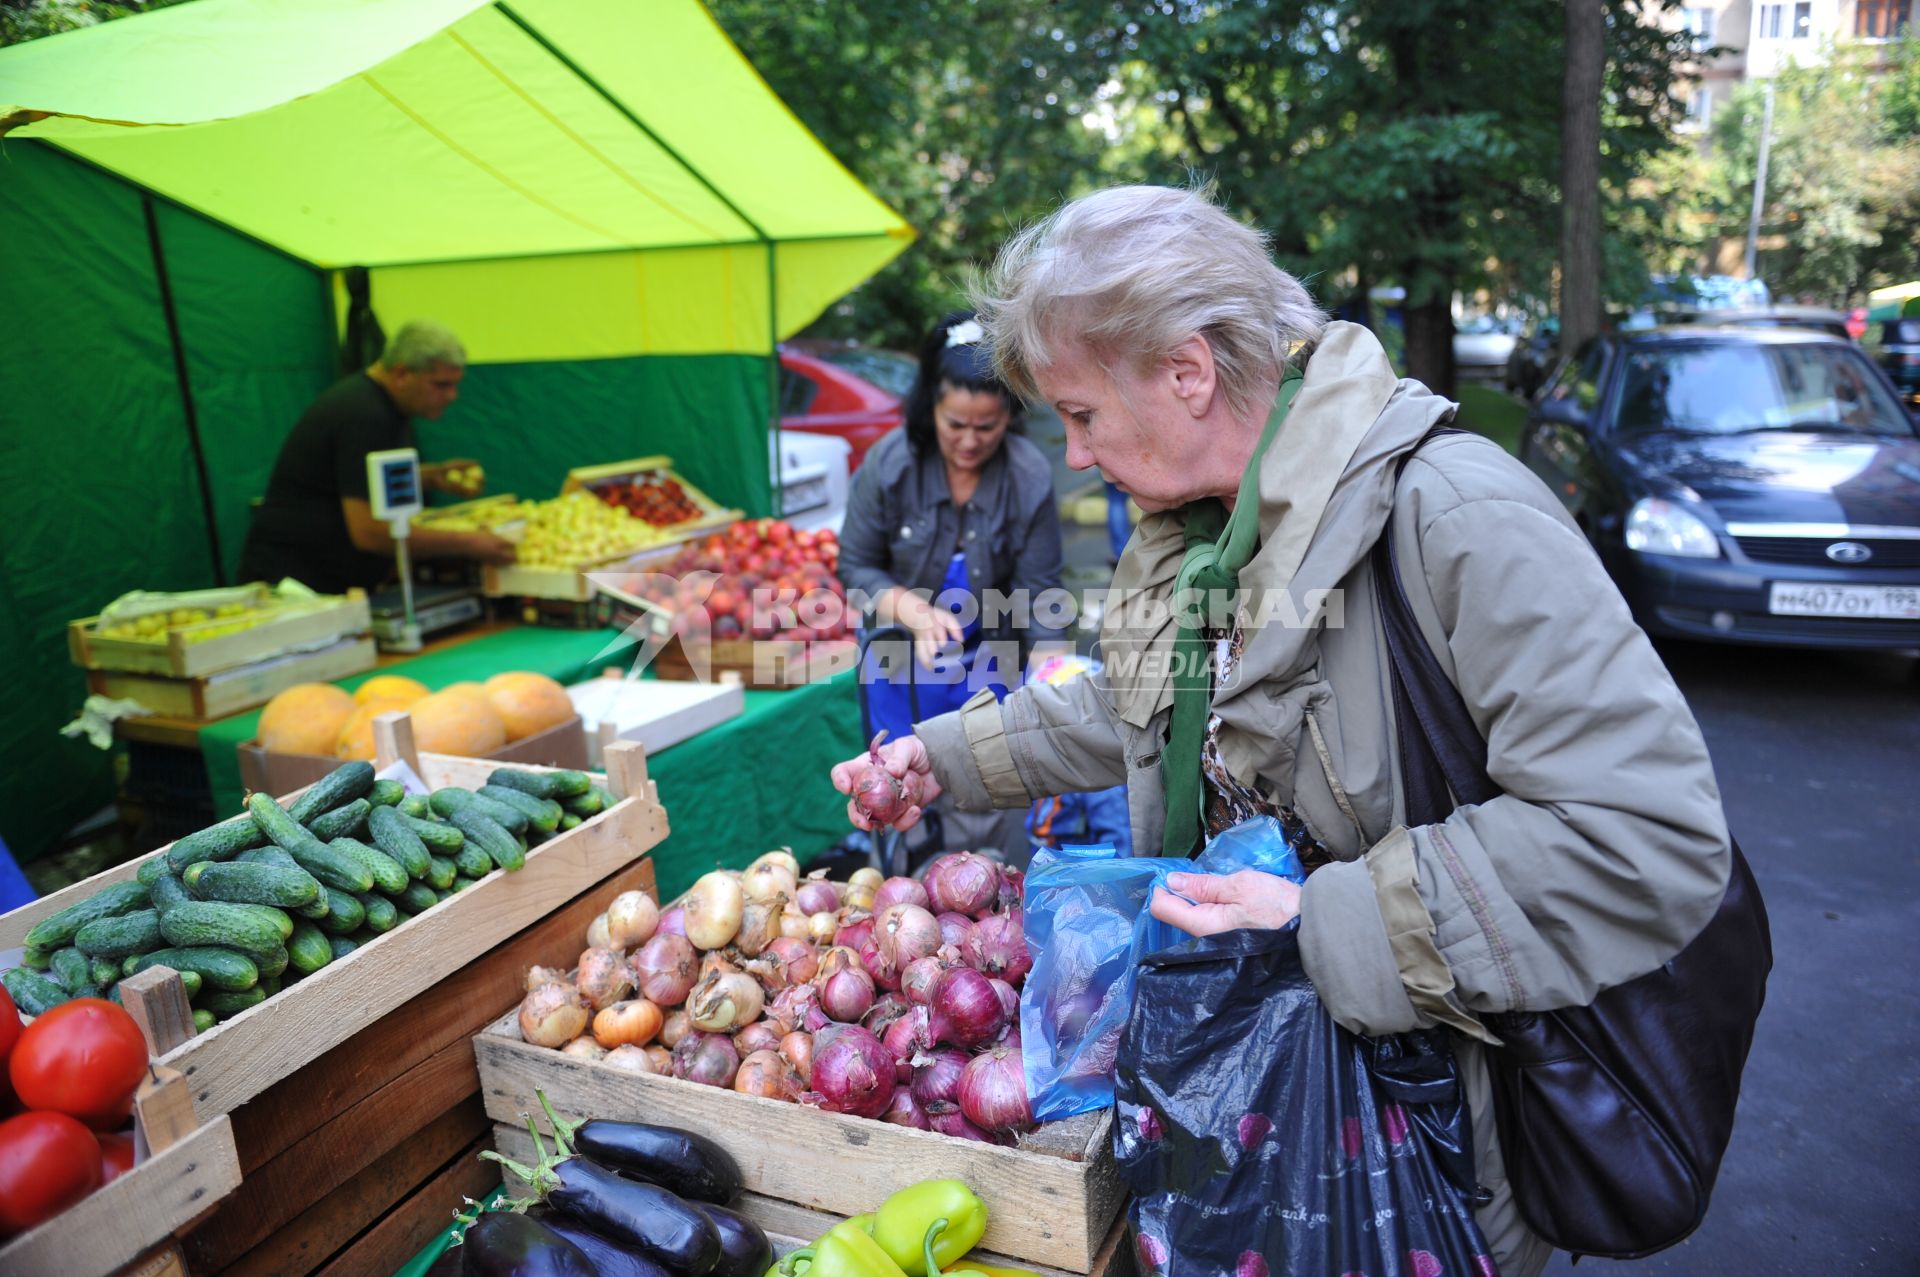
[1019,817,1309,1122]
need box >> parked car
[1873,316,1920,407]
[1504,316,1560,398]
[1452,314,1518,379]
[779,341,916,473]
[1673,305,1854,341]
[1520,326,1920,649]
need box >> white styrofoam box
[566,675,746,764]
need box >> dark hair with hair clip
[903,311,1025,455]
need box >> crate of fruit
[0,971,243,1277]
[68,584,373,679]
[0,715,667,1124]
[481,490,713,602]
[473,852,1124,1272]
[560,454,740,539]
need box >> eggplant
[460,1211,598,1277]
[549,1157,722,1275]
[426,1246,465,1277]
[526,1205,676,1277]
[696,1203,773,1277]
[572,1120,743,1205]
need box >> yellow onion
[644,1045,672,1073]
[736,899,784,958]
[525,965,570,992]
[593,998,664,1050]
[845,884,878,913]
[688,969,765,1032]
[560,1036,606,1061]
[607,891,660,950]
[519,983,589,1048]
[586,911,613,951]
[848,867,884,892]
[683,871,745,950]
[755,848,801,878]
[807,911,839,944]
[603,1044,656,1074]
[741,856,798,904]
[576,946,633,1012]
[734,1048,800,1101]
[778,910,812,940]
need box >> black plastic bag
[1114,923,1499,1276]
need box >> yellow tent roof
[0,0,912,358]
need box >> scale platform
[369,584,483,649]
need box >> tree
[1561,0,1606,352]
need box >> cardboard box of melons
[238,671,589,797]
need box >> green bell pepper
[773,1215,899,1277]
[872,1178,989,1276]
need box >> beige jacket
[914,323,1733,1275]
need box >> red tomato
[10,999,148,1129]
[0,984,20,1114]
[0,1111,102,1234]
[96,1130,137,1185]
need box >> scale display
[366,448,423,522]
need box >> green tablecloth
[198,627,864,902]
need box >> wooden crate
[69,588,373,679]
[0,973,244,1277]
[558,453,741,540]
[650,634,859,689]
[0,719,668,1126]
[474,1012,1124,1272]
[85,636,379,719]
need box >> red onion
[834,914,876,953]
[989,978,1019,1027]
[935,912,976,951]
[795,879,841,916]
[863,992,912,1036]
[817,944,863,979]
[967,911,1032,985]
[803,1026,896,1118]
[926,964,1009,1049]
[881,1087,931,1128]
[925,1100,996,1142]
[734,1021,782,1055]
[901,956,949,1006]
[658,905,687,936]
[852,731,914,826]
[765,936,820,985]
[860,935,900,992]
[872,876,930,913]
[632,933,698,1006]
[779,1030,814,1083]
[768,982,825,1035]
[958,1040,1033,1134]
[672,1031,740,1088]
[910,1048,970,1107]
[926,852,1000,916]
[875,904,941,975]
[819,965,876,1023]
[881,1006,926,1082]
[995,866,1025,913]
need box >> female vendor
[836,312,1068,862]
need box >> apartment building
[1674,0,1913,131]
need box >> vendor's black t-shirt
[238,373,413,593]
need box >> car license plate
[783,475,829,516]
[1767,583,1920,620]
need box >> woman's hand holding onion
[830,733,944,832]
[1149,869,1302,936]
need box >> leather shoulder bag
[1371,429,1773,1259]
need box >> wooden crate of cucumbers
[0,711,669,1124]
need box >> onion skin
[881,1088,931,1128]
[802,1026,896,1118]
[996,866,1026,913]
[989,978,1020,1028]
[561,1036,607,1061]
[734,1021,783,1056]
[632,933,699,1007]
[925,852,1001,916]
[734,1049,800,1101]
[818,965,876,1023]
[673,1031,741,1088]
[925,1100,996,1143]
[795,879,841,916]
[863,992,912,1037]
[935,912,976,952]
[581,946,636,1012]
[735,900,783,958]
[659,1008,694,1049]
[607,890,661,950]
[603,1044,656,1074]
[925,965,1010,1049]
[644,1045,673,1073]
[520,984,590,1048]
[683,871,746,950]
[967,910,1033,985]
[768,983,824,1035]
[910,1048,970,1107]
[860,935,898,992]
[881,1007,926,1083]
[958,1040,1034,1134]
[525,965,570,992]
[586,912,613,951]
[592,999,664,1050]
[816,945,864,979]
[778,1030,814,1084]
[764,937,819,985]
[688,970,765,1033]
[872,876,930,914]
[658,906,687,936]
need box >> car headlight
[1625,498,1721,559]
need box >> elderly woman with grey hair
[830,186,1732,1274]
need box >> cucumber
[307,798,371,841]
[429,787,529,835]
[285,761,375,824]
[316,889,366,936]
[287,921,334,974]
[158,900,286,954]
[50,947,96,996]
[148,869,194,915]
[395,882,439,915]
[329,838,408,896]
[247,944,290,979]
[403,813,463,853]
[399,794,432,820]
[192,1009,217,1033]
[89,956,123,988]
[221,903,295,942]
[478,785,563,834]
[130,947,259,992]
[165,812,267,872]
[201,986,267,1020]
[288,840,376,895]
[25,880,152,950]
[184,861,322,910]
[558,812,581,831]
[368,779,406,808]
[425,855,457,891]
[452,807,524,872]
[21,947,52,971]
[327,935,360,960]
[451,875,484,893]
[3,969,70,1014]
[248,790,350,884]
[487,767,590,800]
[451,840,494,880]
[137,857,168,886]
[237,847,333,919]
[366,805,432,880]
[357,893,400,933]
[562,787,604,816]
[74,909,164,959]
[258,974,283,997]
[433,887,454,902]
[177,970,204,999]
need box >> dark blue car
[1521,326,1920,649]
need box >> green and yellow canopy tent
[0,0,910,869]
[1866,281,1920,323]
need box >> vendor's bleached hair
[974,186,1325,420]
[382,320,466,372]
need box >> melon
[484,671,575,741]
[353,675,430,706]
[409,689,508,757]
[440,681,492,705]
[335,699,410,761]
[259,683,355,756]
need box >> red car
[779,341,916,473]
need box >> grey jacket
[914,323,1733,1275]
[837,428,1067,643]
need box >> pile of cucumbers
[3,761,615,1032]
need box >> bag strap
[1370,426,1503,827]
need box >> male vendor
[239,320,516,592]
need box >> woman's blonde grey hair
[973,185,1325,420]
[382,319,466,372]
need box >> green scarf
[1159,371,1304,856]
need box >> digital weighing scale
[368,584,483,648]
